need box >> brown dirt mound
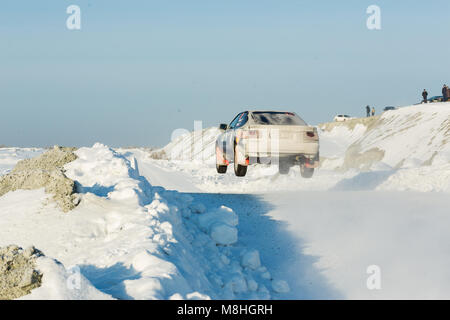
[0,245,43,300]
[0,146,79,212]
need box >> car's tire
[234,146,247,177]
[300,165,314,178]
[216,164,227,174]
[216,145,228,174]
[278,160,291,175]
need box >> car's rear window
[251,112,307,126]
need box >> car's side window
[229,113,242,129]
[234,112,248,129]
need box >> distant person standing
[366,105,370,117]
[422,89,428,103]
[371,107,375,116]
[443,84,448,102]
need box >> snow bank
[65,143,148,204]
[0,143,287,299]
[318,123,369,170]
[318,103,450,171]
[339,103,450,170]
[319,103,450,192]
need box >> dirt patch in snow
[149,149,168,160]
[0,146,79,212]
[342,146,385,171]
[319,116,381,132]
[0,245,43,300]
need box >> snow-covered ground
[1,102,450,299]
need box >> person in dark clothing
[443,85,448,102]
[422,89,428,103]
[366,105,370,117]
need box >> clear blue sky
[1,0,449,147]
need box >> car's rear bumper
[247,154,320,167]
[245,142,319,157]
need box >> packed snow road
[134,153,450,299]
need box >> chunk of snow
[210,223,238,245]
[186,292,211,300]
[257,285,271,300]
[247,279,258,292]
[131,250,178,277]
[220,254,230,265]
[271,280,290,293]
[124,277,164,300]
[196,206,238,232]
[169,293,184,300]
[241,249,261,270]
[227,275,248,294]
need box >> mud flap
[305,159,319,168]
[304,152,320,168]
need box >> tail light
[305,128,318,139]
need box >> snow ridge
[57,143,287,299]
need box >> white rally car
[215,111,319,177]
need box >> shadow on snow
[176,192,342,299]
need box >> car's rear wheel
[300,164,314,178]
[234,146,247,177]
